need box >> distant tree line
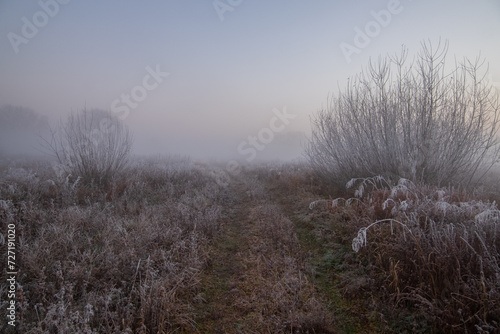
[0,105,49,156]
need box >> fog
[1,0,499,161]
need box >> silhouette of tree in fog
[0,104,49,156]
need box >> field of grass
[1,156,499,333]
[261,166,500,333]
[0,156,229,333]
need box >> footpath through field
[194,170,336,333]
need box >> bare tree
[43,109,133,184]
[306,41,500,188]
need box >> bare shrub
[42,109,133,185]
[306,41,500,188]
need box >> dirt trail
[194,172,336,333]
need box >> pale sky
[1,0,499,160]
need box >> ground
[191,170,376,333]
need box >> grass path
[194,172,336,333]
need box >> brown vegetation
[195,173,335,333]
[272,167,500,333]
[0,157,226,333]
[2,157,499,333]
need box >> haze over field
[1,0,499,160]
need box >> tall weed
[310,176,500,332]
[0,156,227,333]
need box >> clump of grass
[0,156,227,333]
[312,176,500,332]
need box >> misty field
[1,155,499,333]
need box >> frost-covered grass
[2,155,499,332]
[0,156,228,333]
[311,176,500,332]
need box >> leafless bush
[306,41,500,188]
[42,109,133,185]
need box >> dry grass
[195,172,335,333]
[3,156,497,333]
[230,204,332,333]
[312,176,500,332]
[259,163,500,332]
[0,156,227,333]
